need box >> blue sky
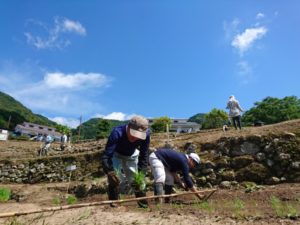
[0,1,299,128]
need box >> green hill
[0,91,56,130]
[74,117,127,140]
[188,113,206,124]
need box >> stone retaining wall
[0,152,103,183]
[0,132,300,186]
[195,132,300,187]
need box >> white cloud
[231,27,267,55]
[256,13,265,20]
[62,19,86,35]
[24,17,86,50]
[44,72,110,89]
[0,60,111,118]
[94,112,137,121]
[51,117,80,128]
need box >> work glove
[107,171,120,187]
[101,155,114,174]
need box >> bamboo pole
[0,189,216,218]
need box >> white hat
[128,116,149,140]
[188,153,200,165]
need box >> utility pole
[7,115,11,130]
[166,123,169,144]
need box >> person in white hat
[101,115,150,207]
[226,95,244,130]
[149,147,202,203]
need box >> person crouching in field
[101,115,150,208]
[149,147,202,204]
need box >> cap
[128,116,149,140]
[188,153,200,165]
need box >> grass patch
[52,196,61,205]
[270,196,285,217]
[76,209,91,221]
[232,198,245,219]
[5,217,24,225]
[0,187,11,202]
[270,195,298,219]
[194,200,214,212]
[286,204,298,219]
[171,202,184,210]
[244,182,259,193]
[66,195,77,205]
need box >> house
[14,122,61,141]
[148,118,200,133]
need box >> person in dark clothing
[101,115,150,207]
[149,148,202,204]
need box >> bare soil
[0,182,299,225]
[1,119,300,224]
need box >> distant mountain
[188,113,206,124]
[0,91,56,130]
[74,117,127,139]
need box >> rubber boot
[135,190,148,208]
[108,184,119,207]
[154,183,164,204]
[164,185,173,203]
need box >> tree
[242,96,300,125]
[96,119,111,139]
[202,108,228,129]
[188,113,206,124]
[55,124,71,135]
[151,116,172,133]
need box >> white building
[148,118,200,133]
[15,122,61,141]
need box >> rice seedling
[0,187,11,202]
[66,195,77,205]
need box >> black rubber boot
[108,185,119,200]
[135,191,148,208]
[108,184,119,207]
[154,183,164,204]
[164,185,173,203]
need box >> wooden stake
[0,189,216,218]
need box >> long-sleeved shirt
[154,148,193,188]
[227,99,243,117]
[104,125,150,170]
